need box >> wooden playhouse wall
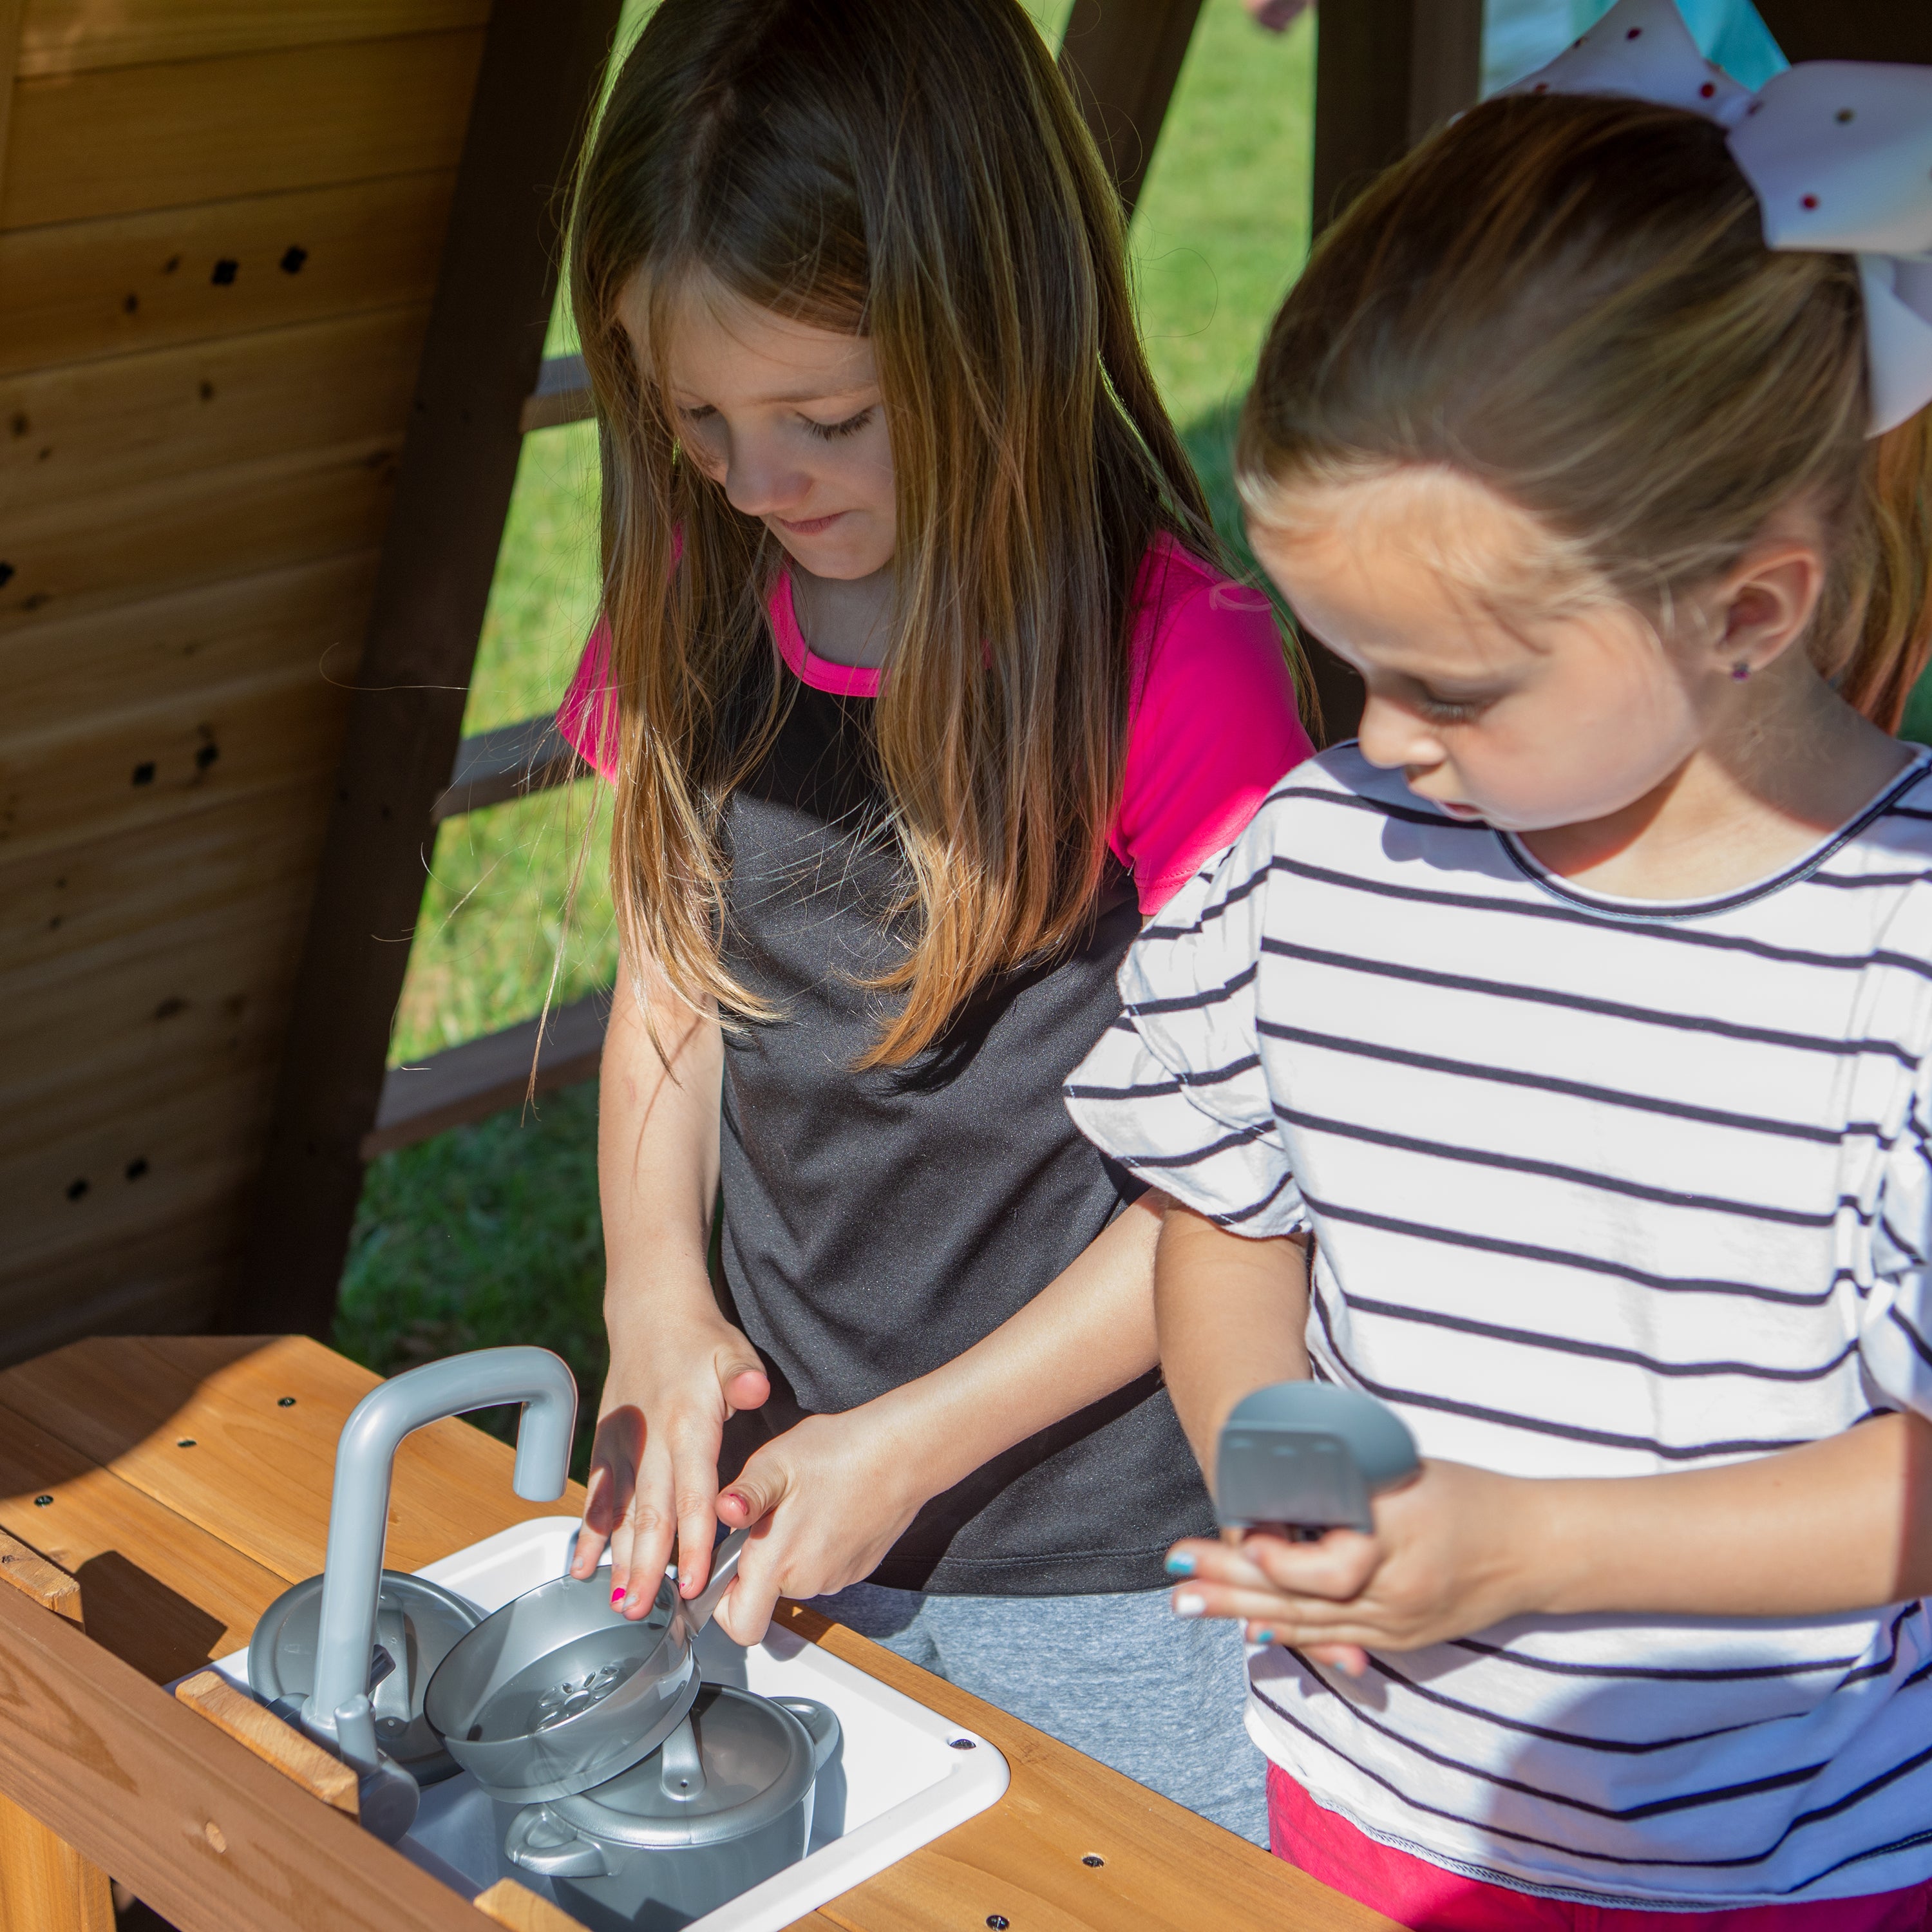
[0,1,490,1357]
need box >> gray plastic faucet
[301,1347,578,1750]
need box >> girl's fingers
[614,1460,681,1615]
[716,1446,790,1532]
[1242,1528,1381,1600]
[709,1547,782,1647]
[1171,1577,1381,1642]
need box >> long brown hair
[1240,93,1932,729]
[570,0,1232,1066]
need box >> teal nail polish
[1255,1629,1276,1645]
[1164,1551,1196,1577]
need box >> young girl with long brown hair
[553,0,1311,1837]
[1070,0,1932,1914]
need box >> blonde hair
[1240,93,1932,728]
[569,0,1245,1066]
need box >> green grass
[338,0,1321,1396]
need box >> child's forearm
[1155,1204,1311,1478]
[1531,1408,1932,1618]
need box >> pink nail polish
[611,1587,625,1605]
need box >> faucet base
[249,1571,481,1783]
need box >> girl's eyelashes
[804,404,876,441]
[1410,682,1498,724]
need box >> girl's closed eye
[1409,682,1498,724]
[804,405,876,441]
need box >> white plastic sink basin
[211,1517,1008,1931]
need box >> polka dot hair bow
[1507,0,1932,434]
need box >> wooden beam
[1302,0,1481,743]
[228,0,624,1338]
[432,714,578,822]
[1750,4,1932,62]
[364,986,610,1160]
[1057,0,1206,220]
[518,352,592,433]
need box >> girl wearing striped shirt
[1068,5,1932,1922]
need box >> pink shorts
[1267,1765,1931,1932]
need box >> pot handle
[774,1696,842,1774]
[505,1806,611,1880]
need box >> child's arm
[1162,1219,1932,1649]
[1155,1204,1312,1474]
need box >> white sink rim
[206,1515,1009,1932]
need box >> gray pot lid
[247,1571,480,1781]
[547,1685,818,1850]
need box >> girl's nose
[1356,692,1444,774]
[723,441,809,521]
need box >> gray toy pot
[505,1684,840,1930]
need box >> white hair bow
[1507,0,1932,434]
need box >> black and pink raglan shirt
[560,536,1312,1595]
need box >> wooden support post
[1057,0,1206,220]
[227,0,624,1338]
[0,1533,111,1932]
[1300,0,1482,742]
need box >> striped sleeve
[1065,805,1305,1236]
[1864,1058,1932,1417]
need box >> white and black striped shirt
[1066,745,1932,1906]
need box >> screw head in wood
[32,1496,51,1507]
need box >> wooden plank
[0,0,23,235]
[0,553,375,755]
[518,353,592,434]
[18,0,488,77]
[234,0,627,1338]
[1057,0,1206,220]
[779,1602,1396,1932]
[0,773,336,987]
[0,169,455,377]
[0,1400,287,1681]
[0,666,353,867]
[0,1336,587,1585]
[0,433,398,637]
[366,987,611,1160]
[1750,3,1932,61]
[433,715,578,822]
[0,1205,239,1378]
[0,1803,111,1932]
[0,1071,273,1300]
[174,1671,359,1819]
[0,1528,80,1625]
[1301,0,1481,743]
[2,31,484,231]
[471,1882,587,1932]
[0,307,428,515]
[0,1577,496,1932]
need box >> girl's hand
[703,1405,933,1646]
[569,1309,771,1615]
[1166,1459,1546,1674]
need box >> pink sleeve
[1110,559,1314,918]
[557,618,620,781]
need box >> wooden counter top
[0,1334,1397,1932]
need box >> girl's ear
[1711,528,1828,680]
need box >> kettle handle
[505,1806,610,1880]
[773,1696,842,1774]
[684,1527,750,1634]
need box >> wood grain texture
[0,772,339,987]
[0,1799,112,1932]
[2,31,483,229]
[0,1399,285,1680]
[1057,0,1204,220]
[236,0,625,1336]
[365,987,610,1159]
[17,0,488,77]
[0,170,455,377]
[0,307,427,514]
[0,0,22,231]
[0,1577,493,1932]
[775,1604,1399,1932]
[0,1528,81,1624]
[0,1336,589,1585]
[0,434,397,638]
[174,1672,359,1819]
[0,1207,238,1376]
[471,1879,588,1932]
[0,554,375,756]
